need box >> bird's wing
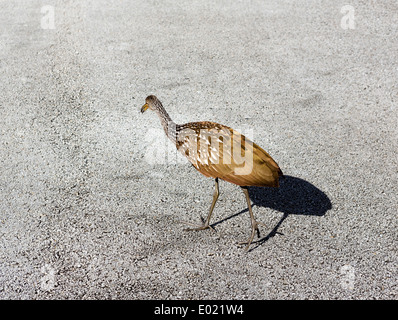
[176,122,232,178]
[176,122,281,187]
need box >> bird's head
[141,95,159,113]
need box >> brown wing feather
[176,122,282,187]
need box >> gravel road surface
[0,0,397,299]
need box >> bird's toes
[181,219,210,231]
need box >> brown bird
[141,95,283,250]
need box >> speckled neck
[153,100,177,144]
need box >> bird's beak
[141,103,149,113]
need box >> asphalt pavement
[0,0,397,299]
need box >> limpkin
[141,95,283,251]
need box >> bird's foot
[238,220,267,251]
[181,216,215,231]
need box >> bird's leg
[183,178,219,231]
[239,186,267,251]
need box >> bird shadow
[212,175,332,251]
